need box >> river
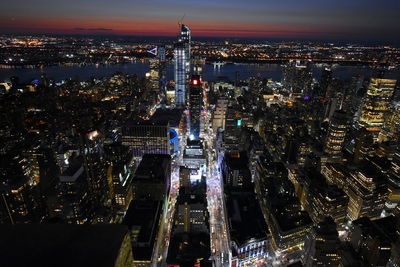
[0,62,399,83]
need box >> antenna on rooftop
[178,14,185,27]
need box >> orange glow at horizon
[0,16,334,38]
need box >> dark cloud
[92,28,113,31]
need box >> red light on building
[192,79,198,85]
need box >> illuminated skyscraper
[282,60,312,95]
[157,46,166,61]
[174,24,191,107]
[379,101,400,143]
[346,165,388,221]
[148,46,169,107]
[188,75,203,140]
[359,78,396,141]
[174,43,186,107]
[324,110,348,159]
[158,46,167,104]
[148,58,160,91]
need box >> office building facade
[122,120,169,158]
[324,110,348,159]
[359,78,396,141]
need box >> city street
[154,93,303,267]
[204,110,231,267]
[153,139,185,266]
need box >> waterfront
[0,62,399,83]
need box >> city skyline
[1,1,400,265]
[1,0,400,42]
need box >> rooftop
[167,232,211,266]
[151,108,184,128]
[224,151,249,170]
[60,162,84,182]
[0,224,130,267]
[122,199,163,261]
[271,199,313,233]
[226,189,267,246]
[134,154,171,182]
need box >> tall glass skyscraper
[174,24,191,107]
[359,78,396,141]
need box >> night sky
[0,0,399,42]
